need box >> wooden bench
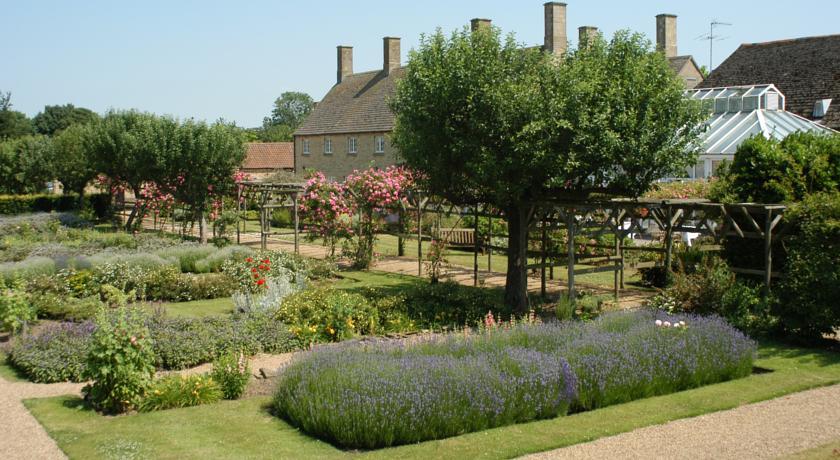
[435,228,476,248]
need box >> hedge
[0,193,111,218]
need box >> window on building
[302,139,310,155]
[348,137,358,154]
[374,136,385,154]
[324,138,333,154]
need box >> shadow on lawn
[758,340,840,367]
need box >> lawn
[0,351,28,382]
[25,342,840,459]
[150,298,236,318]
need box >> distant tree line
[0,93,246,242]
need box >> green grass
[783,440,840,459]
[150,298,235,318]
[25,342,840,459]
[0,351,28,382]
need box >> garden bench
[435,228,476,248]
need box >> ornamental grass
[272,311,755,448]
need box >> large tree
[264,91,314,129]
[391,27,704,313]
[0,135,54,194]
[33,104,98,136]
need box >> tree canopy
[391,27,705,312]
[33,104,99,136]
[258,91,314,141]
[0,91,34,140]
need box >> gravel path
[0,378,83,460]
[522,384,840,460]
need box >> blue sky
[2,0,837,127]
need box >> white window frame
[302,139,310,155]
[324,137,333,155]
[374,135,385,154]
[348,137,358,154]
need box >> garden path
[0,377,83,459]
[521,383,840,460]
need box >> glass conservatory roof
[686,85,835,155]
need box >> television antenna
[696,20,732,71]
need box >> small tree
[166,120,246,243]
[392,27,704,313]
[52,123,98,201]
[264,92,314,129]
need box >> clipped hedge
[0,193,111,218]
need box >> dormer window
[814,99,832,118]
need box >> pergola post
[417,199,423,277]
[664,205,674,281]
[565,211,576,303]
[397,209,405,257]
[764,209,773,296]
[473,205,480,286]
[487,216,492,272]
[293,192,299,255]
[540,217,547,298]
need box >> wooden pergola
[236,182,305,252]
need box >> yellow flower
[346,318,355,328]
[308,325,317,333]
[327,326,335,335]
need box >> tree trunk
[199,213,208,244]
[505,204,533,315]
[125,189,142,232]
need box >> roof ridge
[740,33,840,48]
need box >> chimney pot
[544,2,568,57]
[656,14,678,58]
[578,26,599,46]
[337,46,353,84]
[470,18,492,32]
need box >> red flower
[262,259,270,264]
[256,279,266,286]
[245,257,254,263]
[251,268,258,273]
[252,273,260,279]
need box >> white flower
[679,321,686,327]
[673,322,681,328]
[655,320,663,327]
[663,321,672,328]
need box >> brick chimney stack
[578,26,598,46]
[471,18,492,32]
[383,37,401,75]
[337,46,353,84]
[656,14,678,58]
[544,2,567,57]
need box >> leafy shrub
[400,281,506,328]
[8,322,94,383]
[279,289,380,344]
[147,313,296,370]
[273,311,754,448]
[139,374,222,412]
[83,306,156,414]
[0,256,56,283]
[776,192,840,339]
[0,281,36,333]
[275,344,575,449]
[0,193,111,217]
[710,133,840,204]
[157,245,217,273]
[30,292,102,321]
[211,351,250,400]
[647,257,771,333]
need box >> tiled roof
[242,142,294,170]
[294,68,405,136]
[668,55,694,74]
[699,34,840,130]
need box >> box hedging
[0,193,111,218]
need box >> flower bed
[273,311,755,448]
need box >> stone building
[294,3,704,179]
